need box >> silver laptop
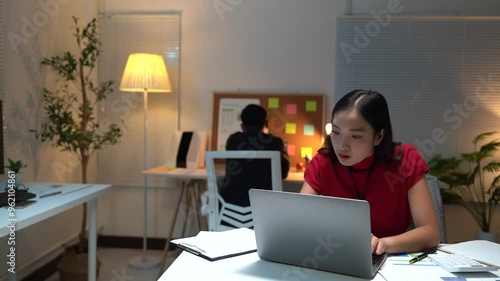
[249,189,387,279]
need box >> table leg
[158,184,186,277]
[192,181,202,231]
[88,199,97,281]
[180,182,191,237]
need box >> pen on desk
[178,242,205,255]
[39,191,62,198]
[409,247,437,264]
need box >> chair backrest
[204,150,282,231]
[426,174,447,243]
[407,174,447,243]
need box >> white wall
[1,0,99,279]
[102,0,343,132]
[97,0,344,238]
[3,0,500,278]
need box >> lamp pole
[120,53,171,270]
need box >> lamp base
[127,255,161,269]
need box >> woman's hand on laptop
[371,234,387,255]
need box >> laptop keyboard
[372,254,386,269]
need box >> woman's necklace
[347,162,376,200]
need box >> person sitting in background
[301,89,440,255]
[220,104,290,207]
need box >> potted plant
[428,131,500,242]
[31,16,123,280]
[5,158,27,187]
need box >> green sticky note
[268,98,279,109]
[305,101,317,112]
[304,125,314,136]
[285,123,296,134]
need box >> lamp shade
[120,53,172,93]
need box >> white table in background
[0,182,111,281]
[145,165,304,182]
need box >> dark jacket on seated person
[220,127,290,207]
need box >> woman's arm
[300,181,319,195]
[373,176,441,254]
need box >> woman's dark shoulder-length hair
[320,89,401,167]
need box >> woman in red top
[301,89,440,255]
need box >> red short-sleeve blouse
[304,144,428,238]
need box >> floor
[45,247,182,281]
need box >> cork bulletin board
[211,92,326,169]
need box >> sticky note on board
[287,144,296,156]
[285,123,296,134]
[286,104,297,115]
[304,125,314,136]
[305,101,317,112]
[301,147,313,159]
[268,98,279,109]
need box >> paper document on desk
[378,253,451,281]
[439,240,500,268]
[170,228,257,261]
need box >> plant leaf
[472,131,497,145]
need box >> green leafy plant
[31,17,123,253]
[5,158,27,173]
[428,131,500,232]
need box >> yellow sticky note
[305,101,317,112]
[268,98,279,109]
[301,147,313,159]
[285,123,296,134]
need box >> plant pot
[476,231,498,243]
[57,251,101,281]
[14,173,22,187]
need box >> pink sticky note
[286,104,297,115]
[287,144,296,156]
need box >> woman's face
[330,109,383,166]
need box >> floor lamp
[120,53,172,269]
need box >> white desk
[161,250,500,281]
[158,228,500,281]
[160,251,386,281]
[0,182,111,281]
